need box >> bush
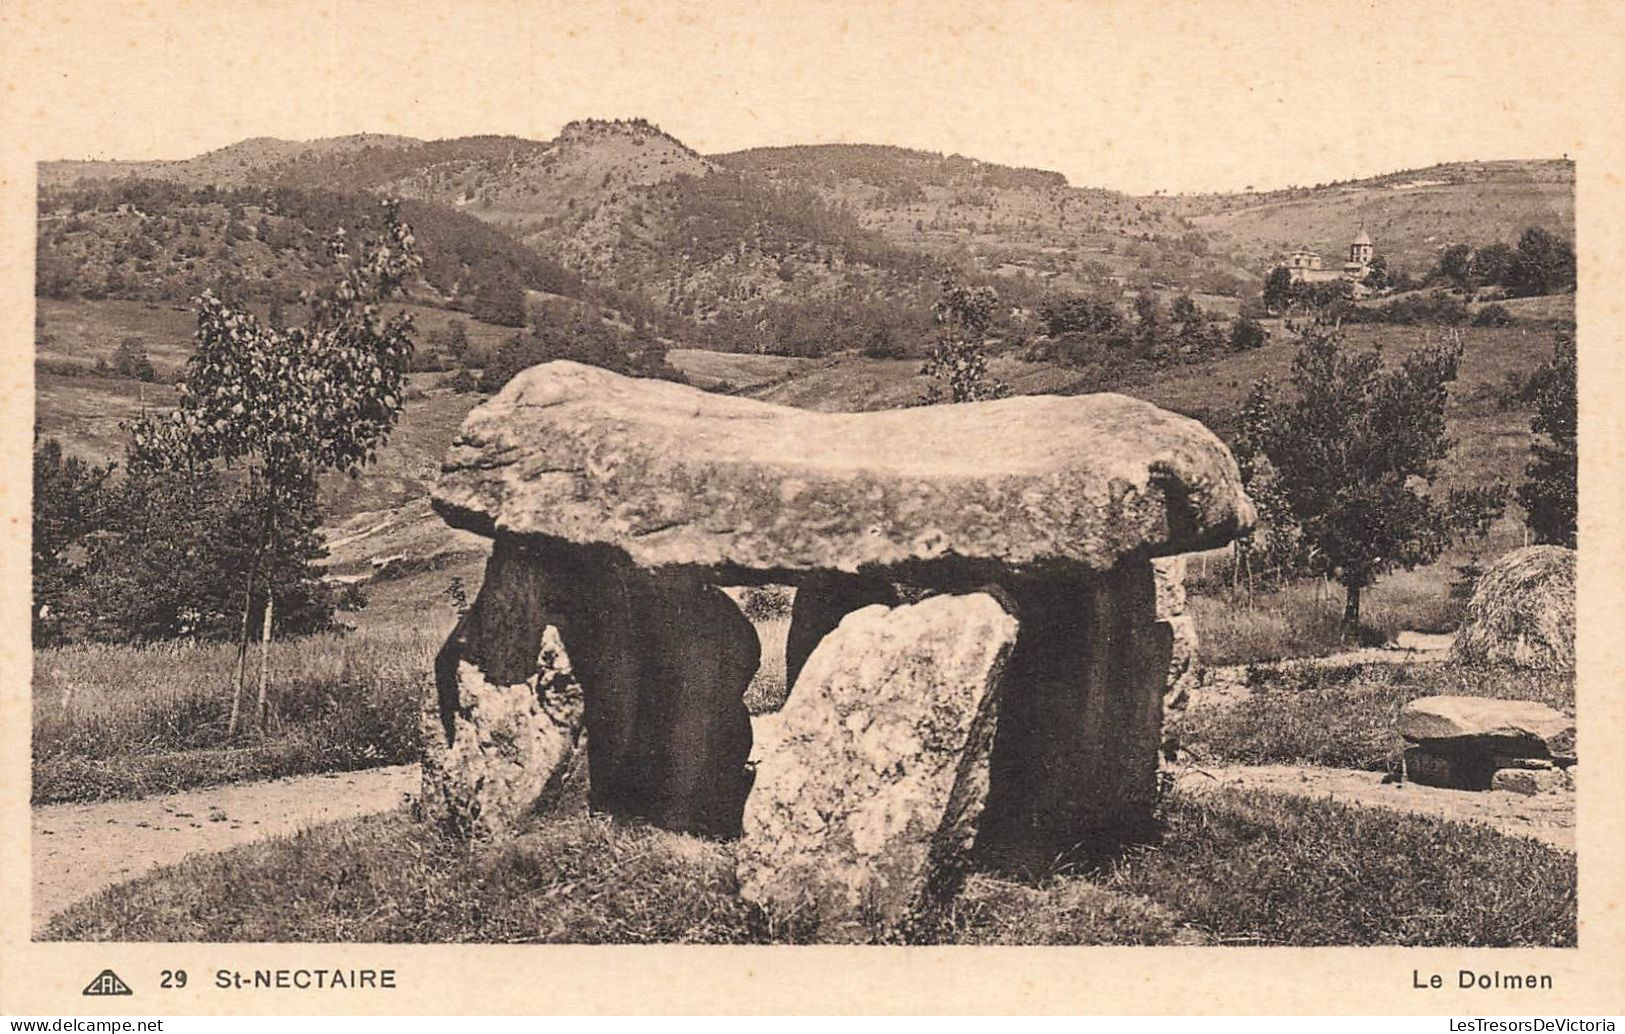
[111,337,156,382]
[1228,317,1266,350]
[1471,303,1513,327]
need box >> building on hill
[1280,225,1377,290]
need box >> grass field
[1179,660,1574,771]
[32,630,435,804]
[42,786,1575,946]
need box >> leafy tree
[1238,328,1504,630]
[1469,242,1516,287]
[921,278,1008,403]
[66,466,333,646]
[1433,243,1474,290]
[1508,227,1576,297]
[443,318,470,365]
[1362,254,1391,292]
[112,337,156,382]
[1229,316,1267,351]
[1262,266,1295,313]
[32,437,114,646]
[1042,293,1121,337]
[127,200,421,734]
[1516,335,1577,547]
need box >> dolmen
[1400,695,1576,794]
[421,360,1254,937]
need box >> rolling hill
[1173,159,1574,277]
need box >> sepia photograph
[2,0,1621,1017]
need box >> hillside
[716,143,1249,296]
[40,123,948,349]
[1172,159,1574,277]
[36,179,585,324]
[38,134,424,189]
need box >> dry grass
[1189,563,1464,667]
[1452,545,1575,672]
[42,787,1574,946]
[32,630,436,804]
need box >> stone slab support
[421,540,586,839]
[567,565,760,839]
[784,572,900,696]
[980,558,1170,865]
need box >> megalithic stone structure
[422,360,1254,861]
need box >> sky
[2,0,1611,195]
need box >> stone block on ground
[1161,612,1200,711]
[433,361,1256,583]
[737,592,1019,942]
[980,560,1171,866]
[566,567,760,839]
[1491,767,1572,796]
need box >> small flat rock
[1491,767,1571,796]
[433,361,1254,580]
[737,592,1019,942]
[1399,695,1575,761]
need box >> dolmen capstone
[421,360,1254,935]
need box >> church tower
[1349,224,1374,266]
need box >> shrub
[111,337,156,382]
[1228,317,1266,350]
[1471,303,1513,327]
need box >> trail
[32,764,418,933]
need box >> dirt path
[1173,764,1574,851]
[32,764,419,932]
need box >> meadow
[32,629,434,804]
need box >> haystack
[1450,545,1575,672]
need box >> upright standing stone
[784,572,899,696]
[738,593,1019,942]
[421,541,586,839]
[980,559,1170,866]
[1151,555,1198,710]
[566,565,760,838]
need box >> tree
[112,336,156,382]
[1469,242,1516,287]
[1516,334,1577,547]
[1433,243,1474,290]
[1238,328,1504,630]
[32,437,114,646]
[1362,254,1391,293]
[1229,316,1267,351]
[1262,266,1294,313]
[1508,227,1576,297]
[127,200,421,735]
[68,466,333,646]
[920,278,1008,403]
